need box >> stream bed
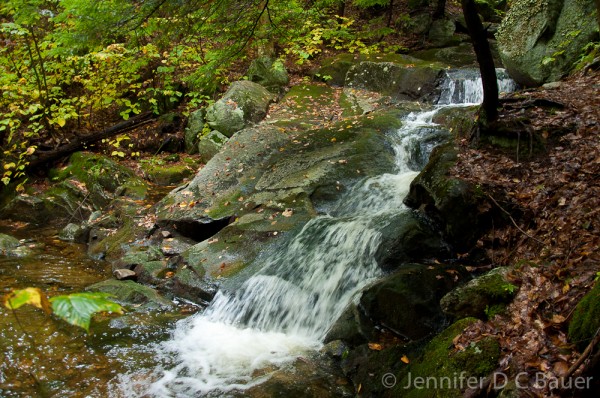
[1,69,516,397]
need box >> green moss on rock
[391,318,500,397]
[440,267,517,320]
[569,282,600,350]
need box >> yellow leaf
[401,355,410,364]
[368,342,383,351]
[4,288,51,314]
[56,117,66,127]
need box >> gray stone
[247,56,289,94]
[205,81,275,136]
[497,0,598,86]
[113,268,137,280]
[197,130,228,163]
[345,61,444,102]
[0,233,31,257]
[184,108,205,154]
[428,18,457,47]
[58,223,89,243]
[205,100,245,136]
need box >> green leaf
[4,288,51,314]
[49,292,123,332]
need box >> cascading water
[113,69,515,397]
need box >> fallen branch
[27,112,154,170]
[486,193,547,248]
[563,326,600,382]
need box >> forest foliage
[0,0,404,189]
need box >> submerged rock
[0,233,32,257]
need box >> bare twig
[486,194,547,247]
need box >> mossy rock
[140,159,197,186]
[0,233,32,257]
[345,61,445,103]
[568,282,600,350]
[404,143,495,253]
[197,130,228,163]
[247,56,290,94]
[389,318,500,397]
[440,267,517,320]
[184,108,205,154]
[497,0,598,86]
[358,264,468,341]
[206,80,275,136]
[86,279,173,309]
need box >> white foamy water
[112,69,515,397]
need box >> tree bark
[433,0,446,20]
[27,112,154,170]
[461,0,498,123]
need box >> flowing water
[112,69,516,397]
[0,69,515,397]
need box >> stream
[0,69,515,397]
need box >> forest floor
[451,70,600,396]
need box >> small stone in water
[114,269,136,280]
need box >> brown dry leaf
[282,209,293,217]
[368,343,383,351]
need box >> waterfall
[437,68,517,105]
[113,69,515,397]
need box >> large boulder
[404,143,496,253]
[345,61,445,102]
[153,110,412,301]
[247,56,289,94]
[205,81,275,136]
[428,18,457,47]
[496,0,598,86]
[327,264,468,343]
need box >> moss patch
[391,318,500,397]
[568,282,600,350]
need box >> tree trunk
[461,0,498,123]
[433,0,446,20]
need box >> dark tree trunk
[387,0,394,27]
[337,0,346,18]
[433,0,446,20]
[461,0,498,123]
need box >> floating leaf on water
[49,292,123,333]
[3,288,51,314]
